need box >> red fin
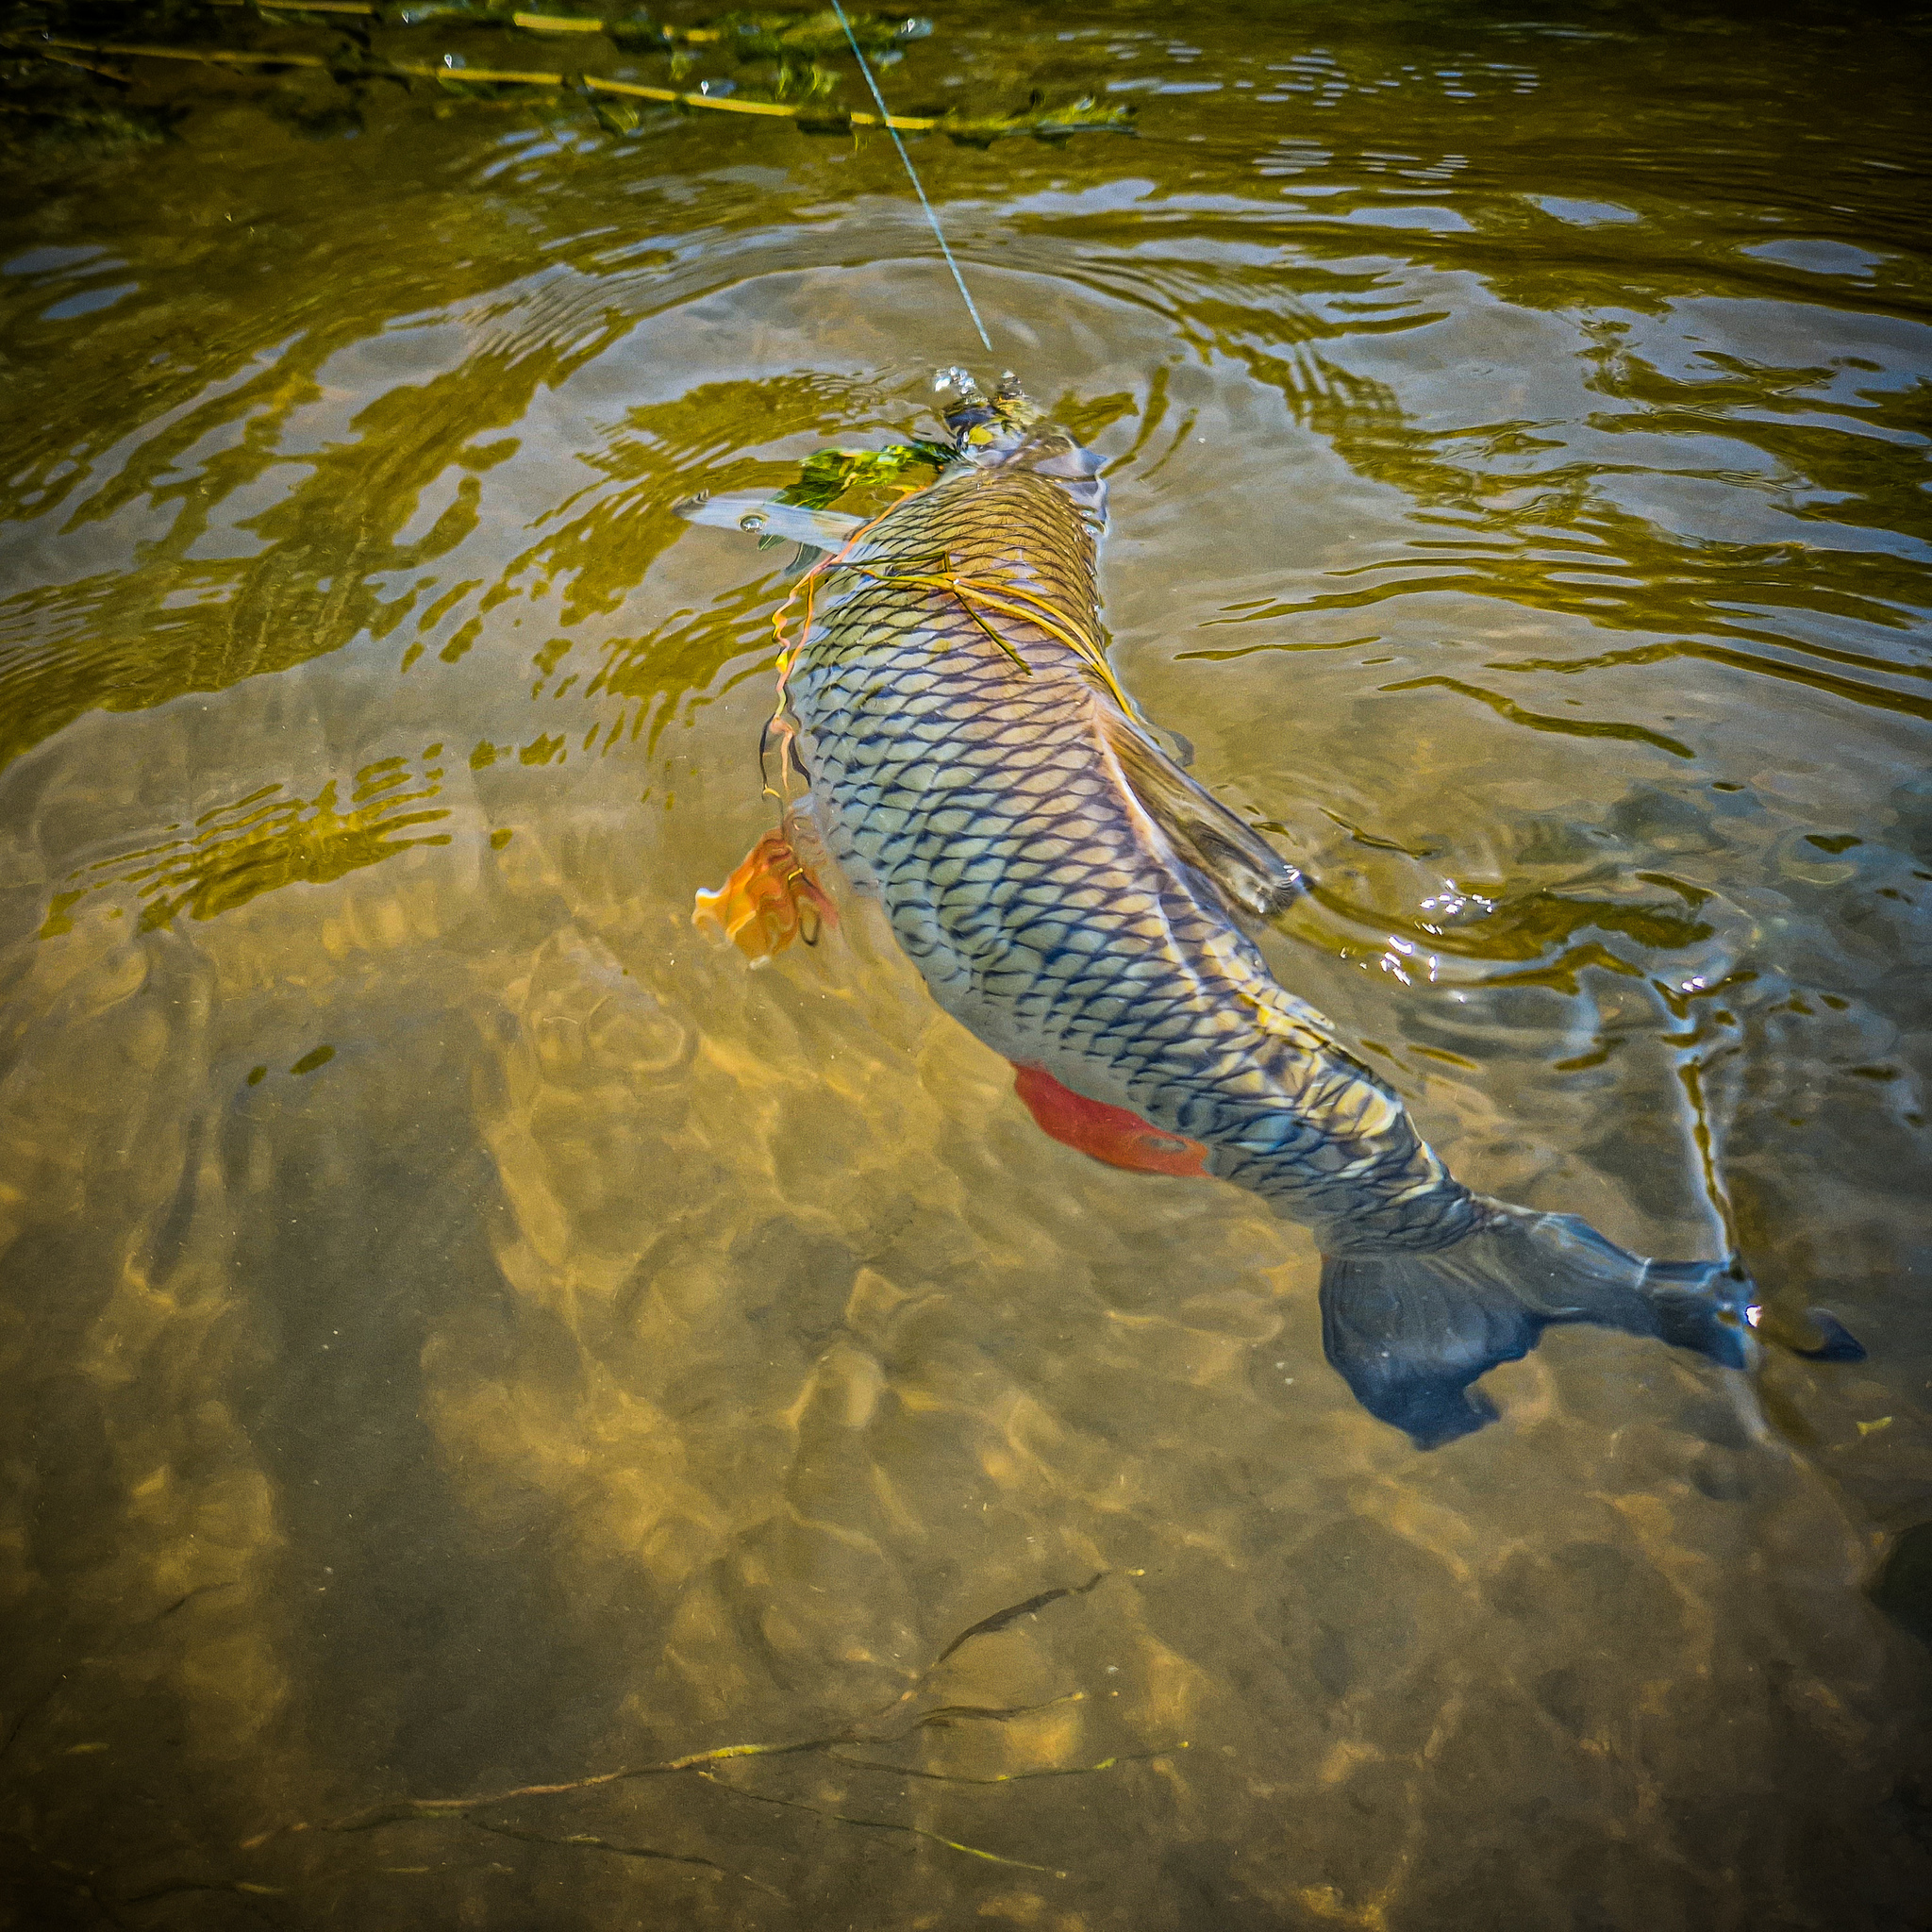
[693,830,837,964]
[1011,1063,1209,1178]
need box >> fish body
[788,430,1475,1257]
[692,380,1785,1443]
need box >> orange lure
[692,830,838,964]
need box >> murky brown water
[3,3,1930,1925]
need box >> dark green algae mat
[1,2,1929,1926]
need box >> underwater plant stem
[22,34,338,71]
[695,1770,1065,1876]
[10,32,957,128]
[38,46,133,81]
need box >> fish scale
[788,449,1478,1255]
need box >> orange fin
[693,830,837,964]
[1011,1062,1209,1178]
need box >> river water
[2,2,1929,1925]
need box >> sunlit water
[3,2,1930,1924]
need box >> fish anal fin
[1095,708,1305,919]
[693,830,838,965]
[1011,1063,1208,1178]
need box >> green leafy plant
[774,440,957,512]
[0,0,1133,156]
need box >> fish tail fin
[1318,1204,1757,1449]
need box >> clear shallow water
[2,2,1930,1925]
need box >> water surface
[3,2,1930,1925]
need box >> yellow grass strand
[18,32,950,128]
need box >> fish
[682,373,1859,1446]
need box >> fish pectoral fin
[1011,1063,1209,1178]
[693,830,839,966]
[1095,708,1306,919]
[674,491,870,551]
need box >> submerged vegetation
[145,1572,1174,1903]
[774,439,956,514]
[0,0,1136,158]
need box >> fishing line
[828,0,993,352]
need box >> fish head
[934,367,1108,521]
[937,367,1043,456]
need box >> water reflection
[2,0,1928,1924]
[41,755,453,937]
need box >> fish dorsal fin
[1095,708,1305,920]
